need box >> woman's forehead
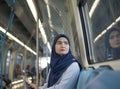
[57,37,68,41]
[110,31,120,35]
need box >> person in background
[31,66,36,83]
[30,34,81,89]
[105,27,120,60]
[2,75,11,89]
[14,64,21,78]
[25,65,33,77]
[31,66,36,76]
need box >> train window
[5,50,11,75]
[79,0,120,63]
[13,54,23,80]
[15,54,23,65]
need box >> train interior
[0,0,120,89]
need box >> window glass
[6,50,11,75]
[13,54,23,80]
[85,0,120,63]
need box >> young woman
[105,28,120,60]
[31,34,81,89]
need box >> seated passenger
[105,27,120,60]
[30,34,81,89]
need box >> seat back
[76,67,120,89]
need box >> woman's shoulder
[73,58,82,70]
[67,61,80,73]
[71,62,80,68]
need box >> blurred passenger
[105,27,120,60]
[14,64,21,78]
[30,34,81,89]
[41,67,48,84]
[2,75,11,89]
[25,64,36,84]
[31,66,36,83]
[25,65,33,77]
[31,66,36,76]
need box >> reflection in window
[85,0,120,63]
[105,27,120,60]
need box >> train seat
[76,67,120,89]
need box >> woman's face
[55,37,69,55]
[109,31,120,48]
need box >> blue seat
[76,67,120,89]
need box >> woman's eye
[56,41,68,45]
[64,42,68,44]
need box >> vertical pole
[24,50,27,72]
[36,18,39,87]
[0,36,5,89]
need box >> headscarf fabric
[105,27,120,60]
[47,34,75,87]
